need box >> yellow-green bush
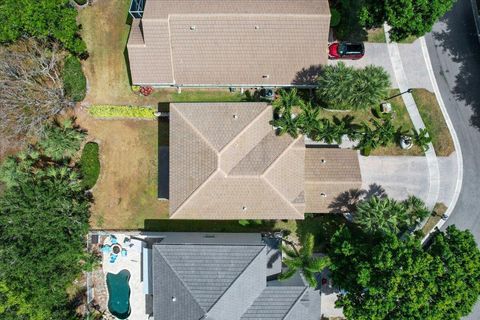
[88,105,156,119]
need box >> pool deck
[102,234,148,320]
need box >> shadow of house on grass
[143,219,277,233]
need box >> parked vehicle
[328,42,365,60]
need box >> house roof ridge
[166,15,176,84]
[262,135,303,177]
[281,286,309,320]
[218,103,270,155]
[155,247,205,313]
[205,245,266,313]
[170,169,223,218]
[262,177,304,218]
[169,104,220,216]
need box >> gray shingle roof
[240,286,307,320]
[153,243,265,320]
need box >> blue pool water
[107,270,131,319]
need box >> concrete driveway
[329,42,434,91]
[359,155,430,202]
[359,154,458,205]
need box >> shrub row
[80,142,100,189]
[88,105,156,119]
[62,55,87,102]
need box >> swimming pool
[107,270,131,319]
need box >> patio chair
[121,248,127,257]
[111,237,118,245]
[109,254,118,264]
[101,245,111,254]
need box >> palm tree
[354,196,408,235]
[39,119,85,161]
[401,196,430,229]
[413,128,432,151]
[355,122,378,156]
[298,102,320,138]
[312,118,343,144]
[270,115,300,138]
[273,88,304,115]
[332,115,358,140]
[279,233,330,288]
[371,118,396,146]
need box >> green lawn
[321,89,423,156]
[367,28,386,43]
[398,35,418,44]
[412,89,455,156]
[169,90,246,102]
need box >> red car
[328,42,365,60]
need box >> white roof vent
[172,296,177,302]
[262,75,269,79]
[190,25,196,31]
[242,206,247,211]
[320,193,327,197]
[254,25,260,30]
[233,114,238,119]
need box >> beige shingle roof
[304,148,362,213]
[127,0,330,86]
[169,102,305,219]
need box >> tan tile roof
[169,102,305,219]
[127,20,174,84]
[304,148,362,213]
[127,0,330,86]
[144,0,331,19]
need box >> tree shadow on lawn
[430,0,480,131]
[296,214,347,253]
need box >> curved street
[425,0,480,318]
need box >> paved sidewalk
[384,24,441,209]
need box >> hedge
[80,142,100,189]
[62,55,86,102]
[87,105,156,119]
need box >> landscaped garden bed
[421,202,447,235]
[80,142,100,189]
[412,89,455,156]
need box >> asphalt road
[425,0,480,318]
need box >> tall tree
[0,0,86,54]
[354,196,430,235]
[279,233,330,287]
[39,119,86,161]
[329,226,480,320]
[0,134,90,319]
[0,39,73,154]
[317,62,390,111]
[385,0,455,42]
[357,0,455,41]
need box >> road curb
[419,37,464,241]
[383,24,441,210]
[470,0,480,42]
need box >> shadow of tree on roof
[292,65,322,86]
[327,183,387,214]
